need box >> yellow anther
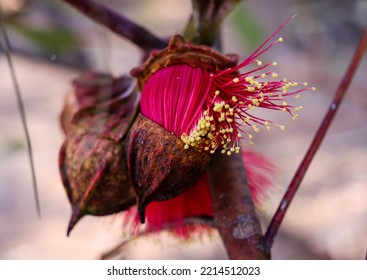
[303,82,308,86]
[184,144,189,149]
[226,118,233,123]
[282,101,288,106]
[261,73,267,78]
[256,59,262,66]
[278,37,283,42]
[237,133,242,138]
[272,62,278,66]
[295,94,301,99]
[283,84,290,93]
[227,151,232,156]
[221,150,226,154]
[279,125,285,131]
[252,98,260,106]
[218,115,225,122]
[248,86,256,92]
[232,96,238,102]
[292,114,299,120]
[248,134,253,139]
[210,150,215,154]
[264,121,271,130]
[252,125,260,133]
[295,105,303,111]
[252,98,260,107]
[245,76,254,82]
[271,72,278,78]
[204,147,209,151]
[215,90,220,95]
[282,78,287,83]
[311,87,316,91]
[213,102,224,112]
[233,77,240,83]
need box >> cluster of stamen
[180,37,316,155]
[181,106,241,155]
[140,27,316,157]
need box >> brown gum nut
[60,132,136,235]
[59,72,140,235]
[130,34,239,89]
[126,114,211,223]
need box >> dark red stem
[263,27,367,254]
[208,153,268,259]
[62,0,166,52]
[184,0,241,46]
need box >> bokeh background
[1,0,366,259]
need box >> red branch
[208,153,268,259]
[263,27,367,254]
[62,0,166,52]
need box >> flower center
[140,34,316,156]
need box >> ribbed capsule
[59,72,139,235]
[126,114,211,223]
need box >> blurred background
[0,0,366,259]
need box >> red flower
[125,20,315,236]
